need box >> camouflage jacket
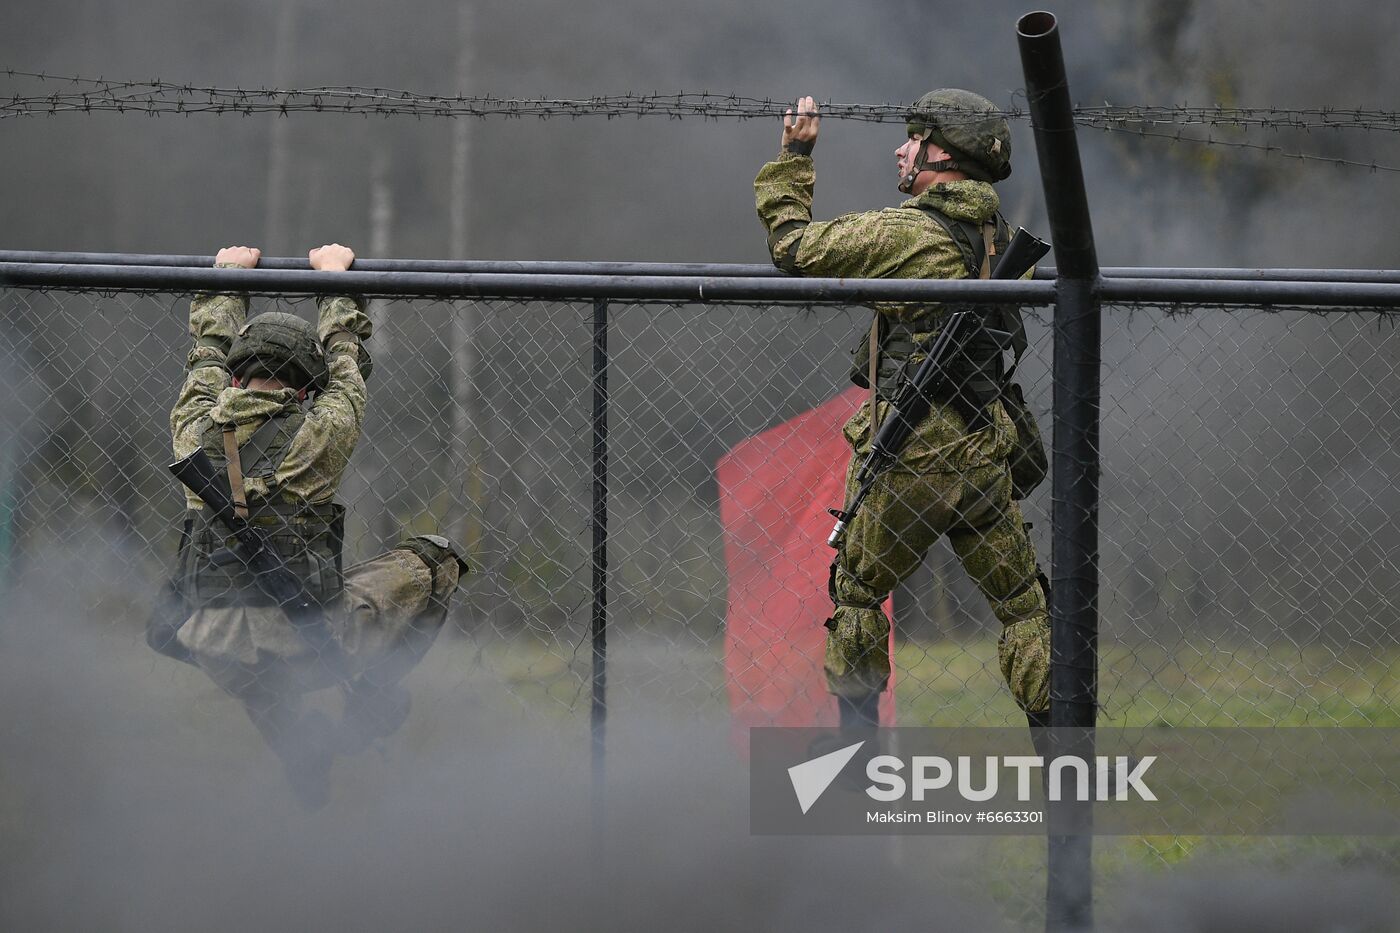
[170,282,372,509]
[754,151,1015,472]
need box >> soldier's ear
[231,376,242,388]
[297,388,308,402]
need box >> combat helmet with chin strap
[225,311,374,392]
[901,88,1012,193]
[226,312,330,394]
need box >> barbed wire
[1108,301,1400,318]
[10,69,1400,175]
[1094,123,1400,174]
[0,72,911,122]
[9,70,1400,130]
[1075,104,1400,133]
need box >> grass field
[895,637,1400,727]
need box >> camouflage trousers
[181,538,463,711]
[827,460,1050,712]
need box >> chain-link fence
[0,283,1057,725]
[4,276,1400,930]
[5,283,1399,724]
[1089,302,1400,929]
[1096,303,1400,730]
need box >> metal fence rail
[14,249,1400,284]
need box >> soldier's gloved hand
[214,246,260,269]
[782,95,820,156]
[309,243,355,272]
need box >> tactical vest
[850,206,1020,430]
[175,410,345,611]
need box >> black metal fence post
[1017,10,1102,933]
[591,297,610,833]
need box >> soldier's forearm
[186,288,249,371]
[755,153,817,272]
[755,153,816,228]
[285,359,367,487]
[170,366,226,456]
[316,295,371,344]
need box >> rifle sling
[980,220,1032,383]
[843,314,881,515]
[221,427,249,521]
[867,314,879,426]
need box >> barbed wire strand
[9,70,1400,128]
[1093,124,1400,174]
[8,70,1400,173]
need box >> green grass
[893,636,1400,727]
[892,632,1400,928]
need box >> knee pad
[396,534,469,598]
[398,534,468,573]
[823,605,891,698]
[987,566,1048,630]
[998,615,1050,713]
[829,563,883,611]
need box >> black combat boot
[278,710,336,812]
[340,679,413,752]
[1027,709,1053,800]
[823,692,882,792]
[838,692,882,739]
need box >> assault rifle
[827,227,1050,550]
[168,448,349,673]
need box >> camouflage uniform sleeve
[755,152,817,271]
[316,293,373,346]
[755,153,967,280]
[313,293,371,447]
[273,296,371,500]
[170,269,248,457]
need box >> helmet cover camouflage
[226,311,329,393]
[906,88,1012,183]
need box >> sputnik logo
[787,741,864,814]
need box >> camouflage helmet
[226,311,329,393]
[906,88,1011,183]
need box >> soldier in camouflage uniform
[755,92,1050,736]
[154,243,469,808]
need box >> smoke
[1101,861,1400,933]
[5,574,1398,931]
[0,561,1015,932]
